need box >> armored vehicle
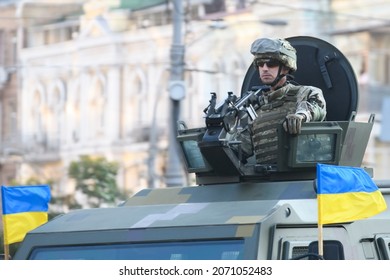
[13,36,390,260]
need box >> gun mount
[178,108,375,185]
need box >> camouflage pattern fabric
[238,83,326,164]
[252,94,296,164]
[251,38,297,71]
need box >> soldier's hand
[283,113,306,134]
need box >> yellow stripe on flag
[318,190,386,224]
[3,212,48,245]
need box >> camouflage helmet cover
[250,38,297,72]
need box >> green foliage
[9,177,54,188]
[68,155,125,208]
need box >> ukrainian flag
[1,185,51,245]
[317,163,387,225]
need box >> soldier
[237,38,327,164]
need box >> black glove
[283,113,306,134]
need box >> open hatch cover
[241,36,358,121]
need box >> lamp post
[165,0,186,187]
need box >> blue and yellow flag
[1,185,51,245]
[317,163,387,225]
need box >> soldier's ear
[281,65,290,73]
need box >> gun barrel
[234,88,262,109]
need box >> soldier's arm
[295,86,327,122]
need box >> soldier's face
[258,61,289,85]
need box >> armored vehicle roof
[13,181,390,260]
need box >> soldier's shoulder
[290,84,323,95]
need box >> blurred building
[327,0,390,178]
[0,1,22,185]
[1,0,390,206]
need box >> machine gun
[203,86,270,134]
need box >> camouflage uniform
[234,38,327,164]
[251,83,326,164]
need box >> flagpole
[1,190,9,260]
[318,223,324,258]
[1,217,9,260]
[2,216,9,260]
[316,177,324,258]
[3,243,9,260]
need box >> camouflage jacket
[259,83,327,122]
[230,82,327,161]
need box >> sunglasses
[255,58,280,68]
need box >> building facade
[0,1,22,185]
[2,0,390,208]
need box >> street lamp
[165,0,186,187]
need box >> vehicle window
[29,239,244,260]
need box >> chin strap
[262,66,295,88]
[266,65,285,87]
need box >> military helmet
[250,38,297,72]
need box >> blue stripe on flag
[1,185,51,214]
[317,163,378,194]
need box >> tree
[68,155,126,208]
